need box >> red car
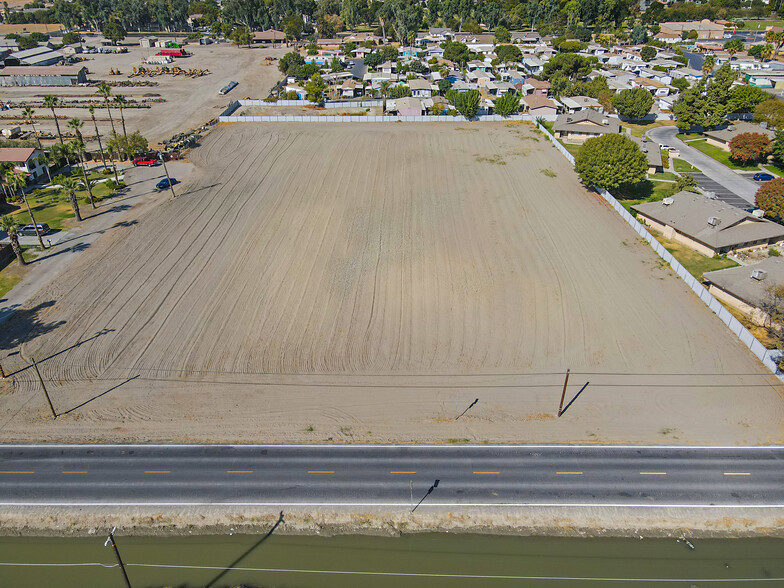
[133,157,158,166]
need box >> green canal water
[0,533,782,587]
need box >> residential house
[633,192,784,257]
[398,46,419,59]
[407,78,434,98]
[559,95,602,113]
[523,77,549,96]
[392,96,424,115]
[552,109,620,142]
[704,257,784,325]
[465,69,492,87]
[379,61,396,75]
[522,56,545,75]
[670,67,704,82]
[702,122,775,151]
[0,147,45,179]
[520,94,559,116]
[631,77,671,97]
[340,79,361,98]
[485,80,516,96]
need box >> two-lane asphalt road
[0,445,782,508]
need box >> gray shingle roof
[633,192,784,250]
[704,256,784,307]
[552,109,620,134]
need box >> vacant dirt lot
[0,122,782,444]
[1,40,286,145]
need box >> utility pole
[105,527,132,588]
[158,151,176,199]
[558,369,570,417]
[32,357,56,419]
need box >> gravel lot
[0,122,781,445]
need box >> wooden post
[558,369,570,417]
[32,357,56,419]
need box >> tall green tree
[455,89,480,119]
[612,88,654,120]
[88,104,108,171]
[42,94,63,145]
[97,82,116,135]
[493,91,520,117]
[21,106,41,149]
[69,140,96,209]
[113,94,128,138]
[57,174,82,222]
[0,215,25,265]
[574,134,647,191]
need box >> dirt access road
[0,122,781,445]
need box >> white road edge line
[0,443,782,449]
[2,502,783,508]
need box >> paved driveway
[647,126,759,206]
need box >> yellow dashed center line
[308,470,334,474]
[639,472,667,475]
[556,472,583,475]
[0,471,34,474]
[390,471,416,474]
[144,470,171,474]
[61,471,87,474]
[473,471,500,475]
[227,470,253,473]
[724,472,751,476]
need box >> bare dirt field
[0,122,782,445]
[1,40,286,145]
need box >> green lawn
[652,231,740,279]
[688,139,762,171]
[762,163,784,176]
[648,171,679,181]
[9,173,122,230]
[618,180,680,215]
[621,121,675,138]
[562,143,582,158]
[675,132,703,141]
[672,158,699,173]
[0,268,23,299]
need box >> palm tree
[36,153,52,184]
[702,54,715,77]
[0,162,12,201]
[379,80,391,113]
[761,43,774,62]
[0,215,25,265]
[67,117,84,143]
[113,95,128,139]
[6,171,44,249]
[97,82,116,135]
[88,104,108,170]
[57,174,81,221]
[42,94,64,145]
[69,140,95,209]
[22,106,42,149]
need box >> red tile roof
[0,147,36,163]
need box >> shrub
[756,177,784,219]
[729,132,771,164]
[574,134,648,190]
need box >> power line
[0,561,781,582]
